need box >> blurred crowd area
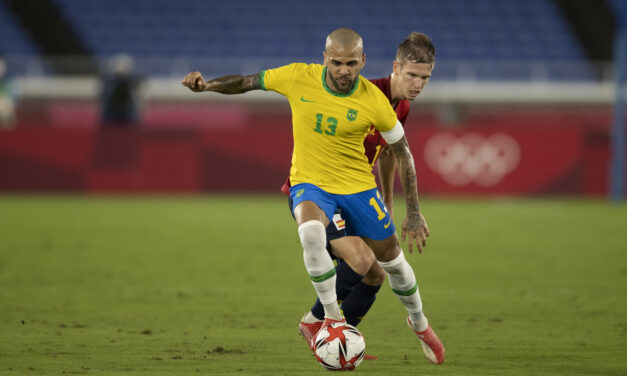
[1,0,621,76]
[0,0,624,196]
[0,0,623,128]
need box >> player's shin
[341,281,381,326]
[378,250,428,331]
[298,220,342,320]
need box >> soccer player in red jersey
[286,32,442,363]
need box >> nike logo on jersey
[384,218,392,229]
[418,333,426,339]
[300,96,315,103]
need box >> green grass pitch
[0,195,625,375]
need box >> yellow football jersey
[260,63,398,194]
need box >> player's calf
[377,250,423,316]
[299,220,342,320]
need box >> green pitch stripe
[392,283,418,296]
[310,268,336,283]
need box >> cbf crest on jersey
[346,109,358,122]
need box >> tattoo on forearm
[378,145,395,201]
[389,137,420,216]
[206,74,260,94]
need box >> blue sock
[341,282,381,326]
[310,261,363,320]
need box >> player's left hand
[401,211,430,254]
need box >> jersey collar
[321,66,360,97]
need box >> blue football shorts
[288,196,346,241]
[289,183,396,241]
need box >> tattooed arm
[388,135,430,254]
[181,71,261,94]
[377,145,396,218]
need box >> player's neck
[389,73,402,108]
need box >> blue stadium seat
[0,2,40,56]
[34,0,604,80]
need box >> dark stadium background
[0,0,624,198]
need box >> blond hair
[396,32,435,65]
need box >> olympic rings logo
[424,133,521,187]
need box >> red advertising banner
[407,127,593,195]
[0,119,611,196]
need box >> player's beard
[328,71,356,93]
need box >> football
[313,322,366,371]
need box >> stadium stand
[607,0,627,16]
[45,0,593,80]
[0,1,40,59]
[3,0,98,75]
[0,0,614,81]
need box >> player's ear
[361,53,366,68]
[323,51,327,65]
[393,60,400,75]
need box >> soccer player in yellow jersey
[182,28,444,365]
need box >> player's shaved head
[323,28,365,93]
[325,28,363,55]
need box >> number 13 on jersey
[314,113,337,136]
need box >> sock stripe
[391,283,418,296]
[310,268,337,283]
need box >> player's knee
[349,249,376,276]
[339,239,376,275]
[363,262,386,286]
[377,242,401,263]
[298,220,326,250]
[367,235,400,263]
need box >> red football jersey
[281,76,410,195]
[364,76,410,166]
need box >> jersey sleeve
[259,63,298,96]
[381,120,404,144]
[373,94,398,133]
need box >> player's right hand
[181,71,208,92]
